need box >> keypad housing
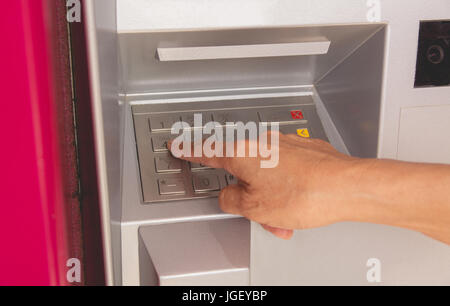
[132,96,329,203]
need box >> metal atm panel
[118,24,387,285]
[84,0,450,285]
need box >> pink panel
[0,0,70,285]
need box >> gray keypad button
[155,154,183,173]
[225,173,238,185]
[258,108,307,123]
[279,125,312,137]
[149,114,181,131]
[212,112,233,126]
[181,113,213,129]
[190,162,212,171]
[151,134,172,152]
[193,174,221,193]
[213,111,259,126]
[158,178,186,195]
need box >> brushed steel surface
[139,218,250,286]
[316,27,386,158]
[119,24,384,93]
[156,41,331,61]
[83,0,120,285]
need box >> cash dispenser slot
[156,40,331,61]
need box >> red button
[291,110,304,120]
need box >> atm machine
[83,0,450,285]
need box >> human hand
[168,133,363,240]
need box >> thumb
[262,224,294,240]
[219,184,244,216]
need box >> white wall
[117,0,369,31]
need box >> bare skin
[168,133,450,245]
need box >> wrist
[336,158,409,226]
[315,157,379,224]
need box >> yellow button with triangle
[297,128,310,138]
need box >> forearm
[170,134,450,243]
[343,159,450,244]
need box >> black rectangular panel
[415,20,450,88]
